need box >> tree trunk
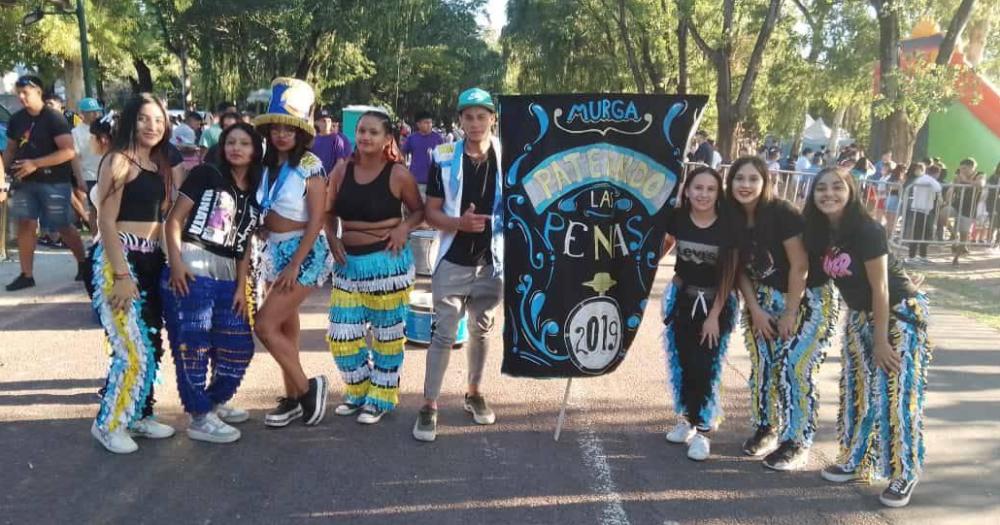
[295,29,324,79]
[639,30,664,93]
[615,0,646,93]
[676,16,688,94]
[715,60,735,161]
[885,109,915,164]
[716,108,736,164]
[935,0,977,67]
[179,48,191,110]
[826,105,847,160]
[132,58,154,93]
[873,0,901,159]
[965,17,990,66]
[63,58,84,110]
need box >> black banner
[500,94,707,378]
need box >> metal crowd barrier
[891,182,999,256]
[680,162,1000,260]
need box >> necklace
[125,151,157,172]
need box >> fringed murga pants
[837,294,931,482]
[91,233,165,432]
[662,283,739,430]
[256,230,332,287]
[743,282,840,446]
[161,273,255,415]
[327,245,414,412]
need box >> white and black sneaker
[299,375,329,426]
[264,397,303,427]
[880,477,918,508]
[821,464,861,483]
[334,401,362,416]
[356,407,385,425]
[742,426,778,457]
[763,441,810,471]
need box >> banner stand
[553,378,574,441]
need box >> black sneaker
[75,261,87,282]
[763,441,810,471]
[5,274,35,291]
[742,426,778,457]
[264,397,303,427]
[880,477,919,508]
[299,375,328,426]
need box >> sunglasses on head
[15,77,41,89]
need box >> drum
[405,291,468,346]
[409,229,437,276]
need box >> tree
[681,0,784,161]
[871,0,978,163]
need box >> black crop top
[117,168,165,222]
[335,161,403,222]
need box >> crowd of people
[0,75,935,508]
[691,138,1000,264]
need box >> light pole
[22,0,94,98]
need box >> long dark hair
[217,122,264,193]
[802,167,874,257]
[259,124,312,171]
[681,166,739,305]
[724,155,780,264]
[352,110,403,164]
[103,93,173,213]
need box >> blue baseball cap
[457,87,495,113]
[78,97,102,113]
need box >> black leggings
[908,211,932,258]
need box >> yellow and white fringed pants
[837,294,932,482]
[326,244,414,412]
[92,233,166,432]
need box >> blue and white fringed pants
[256,230,332,287]
[161,273,255,416]
[837,294,931,482]
[743,282,839,446]
[662,283,739,430]
[91,233,165,432]
[326,245,414,412]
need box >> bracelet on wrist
[113,272,131,281]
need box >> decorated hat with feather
[253,77,316,137]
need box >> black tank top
[335,161,403,222]
[117,167,165,222]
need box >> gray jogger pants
[422,259,503,401]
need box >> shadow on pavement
[0,398,884,525]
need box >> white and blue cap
[457,87,495,113]
[78,97,102,113]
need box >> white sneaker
[665,420,697,444]
[91,421,139,454]
[130,416,176,439]
[687,434,710,461]
[356,408,385,425]
[215,404,250,424]
[187,413,241,444]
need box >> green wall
[928,102,1000,175]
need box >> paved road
[1,250,997,524]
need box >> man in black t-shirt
[412,88,503,443]
[4,75,86,291]
[688,130,714,165]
